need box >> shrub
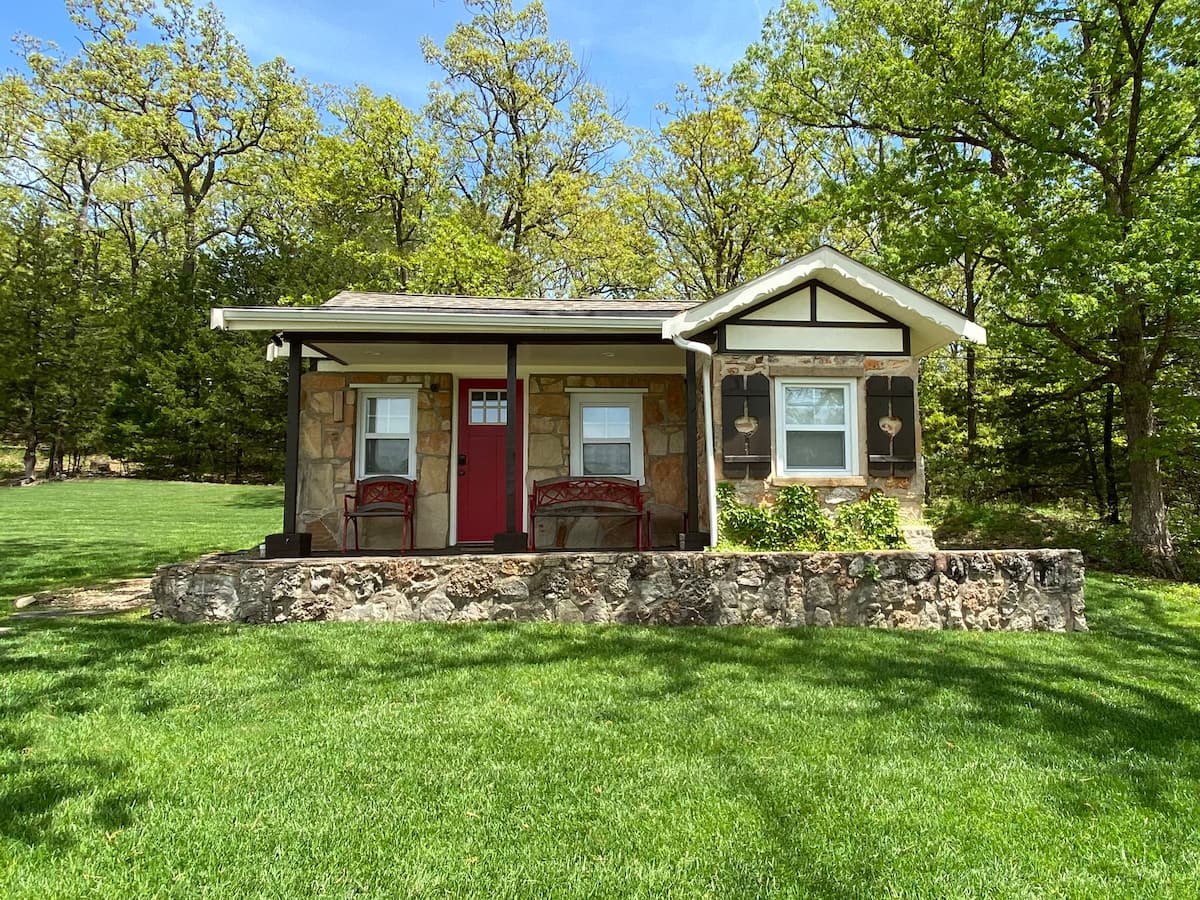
[716,482,907,552]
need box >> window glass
[367,396,411,434]
[365,438,411,475]
[785,431,845,469]
[582,405,630,439]
[784,387,845,426]
[582,443,632,475]
[776,380,856,474]
[570,393,643,481]
[358,391,416,479]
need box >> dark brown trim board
[283,338,303,534]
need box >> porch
[277,334,713,556]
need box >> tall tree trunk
[964,255,978,459]
[1077,396,1104,516]
[1103,384,1120,524]
[1119,376,1177,577]
[22,436,38,482]
[44,435,64,479]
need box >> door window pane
[470,389,507,425]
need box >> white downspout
[670,334,719,548]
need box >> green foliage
[635,68,822,300]
[928,498,1200,582]
[717,482,906,551]
[747,0,1200,572]
[831,491,906,550]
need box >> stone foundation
[153,549,1086,632]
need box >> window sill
[770,475,867,488]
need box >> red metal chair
[342,476,417,553]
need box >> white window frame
[355,388,419,480]
[774,378,859,476]
[569,391,644,482]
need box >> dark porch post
[283,336,302,533]
[263,335,312,558]
[493,340,528,551]
[682,350,707,550]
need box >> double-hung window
[569,392,644,482]
[356,389,417,478]
[775,378,858,475]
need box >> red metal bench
[528,476,650,551]
[342,476,417,553]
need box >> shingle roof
[322,291,694,317]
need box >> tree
[749,0,1200,574]
[69,0,314,297]
[297,86,441,292]
[422,0,631,292]
[637,68,825,301]
[0,48,124,476]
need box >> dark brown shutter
[866,375,917,478]
[721,374,771,480]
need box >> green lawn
[0,479,282,603]
[2,575,1199,897]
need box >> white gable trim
[662,246,986,356]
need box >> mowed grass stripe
[0,479,281,603]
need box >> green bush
[716,482,907,552]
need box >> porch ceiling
[305,341,686,371]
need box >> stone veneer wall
[715,353,925,518]
[153,549,1086,632]
[527,374,688,549]
[297,371,452,550]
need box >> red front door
[456,379,524,544]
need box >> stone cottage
[209,246,985,554]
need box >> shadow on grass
[216,487,284,511]
[0,754,143,849]
[0,538,159,603]
[2,575,1198,855]
[0,618,207,846]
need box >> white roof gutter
[211,306,668,335]
[671,334,719,549]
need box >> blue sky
[3,0,769,130]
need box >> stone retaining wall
[153,550,1086,632]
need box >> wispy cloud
[210,0,766,128]
[214,0,441,104]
